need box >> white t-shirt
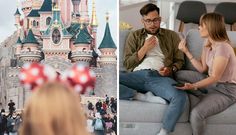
[134,34,165,71]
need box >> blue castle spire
[98,15,116,49]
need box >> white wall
[120,0,234,33]
[120,2,149,30]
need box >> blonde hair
[200,13,230,47]
[19,82,90,135]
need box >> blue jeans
[119,70,187,132]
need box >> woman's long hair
[19,82,90,135]
[200,12,230,47]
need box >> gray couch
[119,29,236,135]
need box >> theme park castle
[0,0,117,109]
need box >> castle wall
[39,12,52,32]
[43,37,70,50]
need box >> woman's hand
[175,83,194,90]
[178,39,189,54]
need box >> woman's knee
[190,107,204,122]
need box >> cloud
[0,1,17,42]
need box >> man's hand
[138,36,158,61]
[158,67,171,76]
[143,36,158,52]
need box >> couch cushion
[120,122,192,135]
[184,29,204,70]
[228,31,236,48]
[184,29,236,70]
[203,124,236,135]
[228,31,236,55]
[119,98,190,123]
[119,30,130,71]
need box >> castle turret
[98,13,117,66]
[79,0,89,24]
[21,0,32,31]
[71,25,92,65]
[58,0,72,26]
[21,0,32,17]
[97,13,117,97]
[14,8,21,26]
[72,0,81,16]
[14,8,22,37]
[20,29,41,63]
[15,37,23,58]
[90,0,98,50]
[39,0,52,32]
[27,9,40,35]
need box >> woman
[177,12,236,135]
[92,112,105,135]
[19,82,90,135]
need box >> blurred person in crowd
[92,113,105,135]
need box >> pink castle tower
[72,0,81,22]
[79,0,89,24]
[98,13,117,66]
[21,0,32,17]
[21,0,33,30]
[39,0,53,32]
[14,8,21,37]
[58,0,72,26]
[72,0,80,15]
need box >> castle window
[33,20,37,27]
[52,29,61,44]
[46,17,51,25]
[37,22,39,26]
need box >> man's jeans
[119,70,187,132]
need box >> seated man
[119,3,187,135]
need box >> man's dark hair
[140,3,160,16]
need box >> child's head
[19,82,89,135]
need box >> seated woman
[19,82,90,135]
[176,12,236,135]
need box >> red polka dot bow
[19,63,96,94]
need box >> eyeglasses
[143,17,161,25]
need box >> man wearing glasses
[120,3,187,135]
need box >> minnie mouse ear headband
[19,63,96,94]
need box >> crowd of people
[0,101,22,135]
[0,90,117,135]
[86,95,117,135]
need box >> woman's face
[199,23,209,38]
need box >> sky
[0,0,118,48]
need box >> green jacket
[124,28,184,72]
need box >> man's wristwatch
[172,66,178,73]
